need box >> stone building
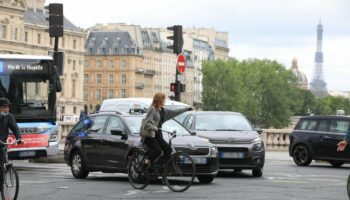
[0,0,86,121]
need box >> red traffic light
[170,83,176,92]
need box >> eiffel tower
[309,21,328,97]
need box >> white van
[100,98,190,114]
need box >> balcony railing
[135,83,145,89]
[144,69,156,75]
[135,67,145,74]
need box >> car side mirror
[111,128,128,139]
[254,128,263,135]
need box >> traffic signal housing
[170,82,185,93]
[167,25,183,54]
[47,3,64,37]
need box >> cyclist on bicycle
[140,93,192,171]
[337,125,350,152]
[0,97,22,192]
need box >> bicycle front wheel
[128,151,150,190]
[347,174,350,199]
[1,165,19,200]
[163,152,196,192]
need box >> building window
[84,60,89,68]
[62,38,65,47]
[109,74,114,84]
[73,39,76,49]
[121,60,126,68]
[37,34,41,44]
[35,83,40,95]
[95,89,101,100]
[108,89,114,98]
[72,79,76,98]
[13,28,17,40]
[60,78,64,97]
[73,107,77,114]
[121,89,126,98]
[97,60,102,69]
[24,32,28,42]
[96,74,102,84]
[121,74,126,84]
[84,74,89,84]
[109,60,114,68]
[0,25,7,39]
[84,89,88,101]
[73,60,76,71]
[61,106,65,114]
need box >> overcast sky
[47,0,350,91]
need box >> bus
[0,54,61,159]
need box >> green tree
[202,58,301,128]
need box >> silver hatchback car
[180,111,265,177]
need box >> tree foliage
[202,58,350,128]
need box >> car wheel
[197,175,215,184]
[329,161,344,167]
[70,151,89,179]
[292,145,312,166]
[252,168,263,177]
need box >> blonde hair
[151,93,165,110]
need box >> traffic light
[48,3,63,37]
[167,25,183,54]
[170,83,185,92]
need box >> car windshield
[195,114,253,131]
[124,116,191,137]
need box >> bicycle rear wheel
[163,152,196,192]
[1,165,19,200]
[128,151,150,190]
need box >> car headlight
[49,127,58,142]
[252,138,263,151]
[209,146,218,157]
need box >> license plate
[19,151,36,157]
[192,157,207,164]
[180,156,207,164]
[219,152,244,159]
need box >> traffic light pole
[175,66,181,101]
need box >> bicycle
[0,140,20,200]
[347,174,350,199]
[128,129,196,192]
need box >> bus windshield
[0,58,56,122]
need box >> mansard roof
[85,31,141,56]
[23,9,82,32]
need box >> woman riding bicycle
[140,93,192,171]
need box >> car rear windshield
[195,114,253,131]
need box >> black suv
[289,115,350,167]
[64,112,219,183]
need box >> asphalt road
[12,152,349,200]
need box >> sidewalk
[265,151,291,161]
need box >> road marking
[123,190,142,196]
